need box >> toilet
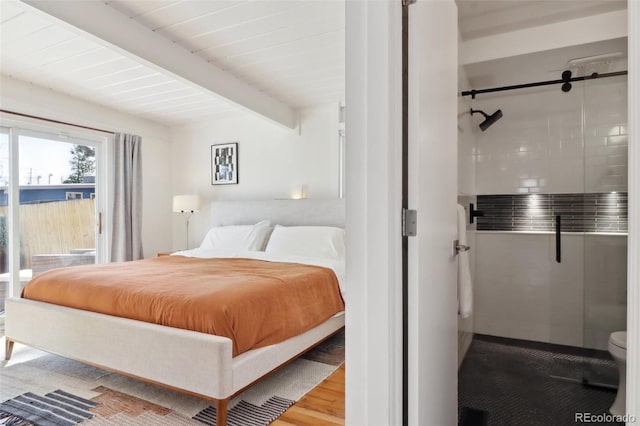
[608,331,627,417]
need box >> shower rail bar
[461,70,628,99]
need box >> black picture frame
[211,142,238,185]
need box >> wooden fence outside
[0,199,96,270]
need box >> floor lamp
[173,194,201,249]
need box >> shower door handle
[555,215,561,263]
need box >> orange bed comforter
[22,256,345,356]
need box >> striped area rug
[0,383,302,426]
[0,330,344,426]
[0,389,98,426]
[0,369,330,426]
[0,388,294,426]
[193,396,294,426]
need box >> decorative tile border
[477,193,628,233]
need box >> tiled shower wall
[471,67,628,350]
[474,232,626,349]
[475,76,628,195]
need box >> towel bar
[454,240,470,255]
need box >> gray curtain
[111,133,143,262]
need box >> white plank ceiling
[0,1,241,124]
[0,0,345,126]
[0,0,625,126]
[105,0,345,109]
[456,0,627,41]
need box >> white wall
[0,76,173,259]
[168,103,341,250]
[0,77,342,256]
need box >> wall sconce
[173,194,201,249]
[291,185,308,200]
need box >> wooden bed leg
[5,339,14,361]
[216,398,229,426]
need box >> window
[66,192,83,200]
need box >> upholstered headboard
[210,199,345,228]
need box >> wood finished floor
[272,364,345,426]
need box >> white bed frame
[4,199,345,426]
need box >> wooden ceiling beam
[22,0,297,128]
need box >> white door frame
[345,1,403,425]
[626,1,639,421]
[345,0,458,424]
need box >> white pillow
[265,225,345,260]
[199,220,272,251]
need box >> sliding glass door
[473,65,628,353]
[0,126,106,319]
[582,64,628,350]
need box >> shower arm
[470,109,488,119]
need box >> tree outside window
[63,145,95,184]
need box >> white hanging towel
[457,204,473,318]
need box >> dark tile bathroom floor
[458,334,623,426]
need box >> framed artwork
[211,142,238,185]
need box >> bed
[4,199,345,426]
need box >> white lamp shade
[173,194,201,213]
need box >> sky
[0,134,76,186]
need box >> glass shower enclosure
[472,57,628,381]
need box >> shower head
[470,108,503,131]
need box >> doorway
[345,0,639,424]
